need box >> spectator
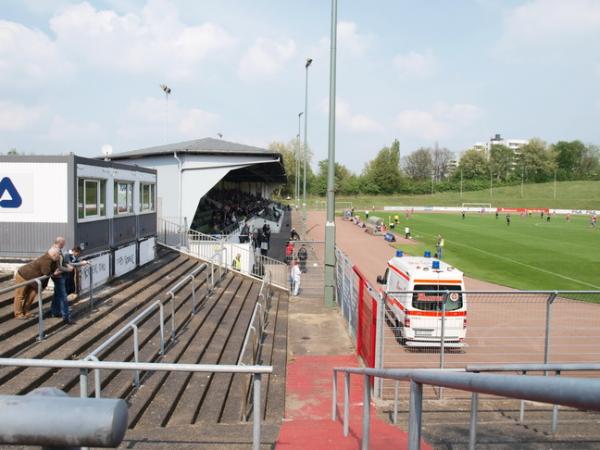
[285,241,295,265]
[64,246,88,300]
[240,223,250,243]
[290,228,300,241]
[232,253,242,271]
[436,235,444,260]
[298,244,308,273]
[13,247,60,319]
[404,226,411,239]
[290,259,302,296]
[50,237,77,324]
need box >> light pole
[297,112,303,209]
[324,0,337,307]
[160,84,171,143]
[303,58,313,222]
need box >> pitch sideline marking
[416,229,600,290]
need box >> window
[78,178,106,220]
[114,181,134,215]
[140,182,155,212]
[412,285,463,311]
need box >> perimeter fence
[333,248,600,400]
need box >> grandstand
[0,246,288,447]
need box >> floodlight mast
[302,58,312,222]
[160,84,171,143]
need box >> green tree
[457,149,488,179]
[7,148,18,155]
[490,144,514,182]
[312,160,353,196]
[552,140,588,179]
[268,140,314,196]
[516,138,556,182]
[402,147,432,180]
[362,139,403,193]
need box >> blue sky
[2,0,600,172]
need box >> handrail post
[159,302,165,355]
[408,380,423,450]
[190,275,197,315]
[88,355,102,398]
[552,370,560,433]
[89,265,94,313]
[394,379,399,424]
[35,279,45,341]
[439,294,447,400]
[131,324,140,388]
[79,368,88,398]
[544,292,557,368]
[252,373,262,450]
[468,392,479,450]
[520,370,526,423]
[362,374,371,450]
[169,293,176,342]
[332,369,338,421]
[344,372,350,437]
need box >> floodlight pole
[303,58,312,222]
[324,0,337,307]
[297,113,303,208]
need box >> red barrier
[353,266,377,368]
[496,207,549,213]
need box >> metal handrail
[0,275,50,341]
[238,271,272,366]
[331,366,600,450]
[0,357,271,450]
[84,264,207,394]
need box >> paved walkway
[276,212,429,449]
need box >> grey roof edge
[109,137,280,160]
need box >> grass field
[305,180,600,210]
[359,211,600,292]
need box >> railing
[158,218,187,248]
[84,264,207,393]
[331,366,600,450]
[0,357,272,450]
[0,275,49,341]
[466,363,600,434]
[238,271,273,366]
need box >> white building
[472,134,529,159]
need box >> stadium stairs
[0,246,289,448]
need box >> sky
[1,0,600,172]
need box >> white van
[377,250,467,348]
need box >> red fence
[354,266,378,368]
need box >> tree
[431,146,454,181]
[515,138,555,182]
[362,139,403,193]
[403,147,432,180]
[489,144,514,182]
[457,149,488,179]
[552,140,587,179]
[7,148,18,155]
[312,160,353,196]
[268,140,314,196]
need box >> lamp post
[297,112,303,209]
[324,0,337,307]
[160,84,171,143]
[303,58,313,222]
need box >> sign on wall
[114,243,137,277]
[80,253,110,292]
[139,237,156,266]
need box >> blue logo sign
[0,177,23,208]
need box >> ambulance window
[412,285,462,311]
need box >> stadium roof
[110,137,278,160]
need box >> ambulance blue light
[432,260,440,269]
[396,250,403,257]
[424,251,431,258]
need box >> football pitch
[371,212,600,292]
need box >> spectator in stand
[285,241,295,265]
[13,247,60,319]
[50,237,78,324]
[298,244,308,273]
[232,254,242,271]
[64,246,89,300]
[240,222,250,243]
[290,228,300,241]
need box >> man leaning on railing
[13,247,60,319]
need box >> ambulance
[376,250,467,348]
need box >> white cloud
[317,21,373,58]
[43,115,102,142]
[0,20,71,86]
[48,1,236,80]
[393,50,436,78]
[0,101,44,131]
[320,98,383,133]
[239,37,296,82]
[394,103,483,140]
[498,0,600,58]
[118,97,220,141]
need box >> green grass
[303,180,600,210]
[360,211,600,293]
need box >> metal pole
[552,370,560,433]
[191,275,196,315]
[90,356,101,399]
[131,325,140,388]
[394,380,399,424]
[303,59,312,222]
[252,373,262,450]
[362,374,370,450]
[408,380,423,450]
[468,392,479,450]
[554,170,557,200]
[89,266,94,313]
[460,169,463,200]
[344,372,350,437]
[520,370,526,423]
[332,370,337,420]
[159,303,165,355]
[80,369,88,399]
[544,292,557,367]
[324,0,337,307]
[35,279,44,341]
[169,293,176,342]
[439,295,447,400]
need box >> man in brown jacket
[13,247,60,319]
